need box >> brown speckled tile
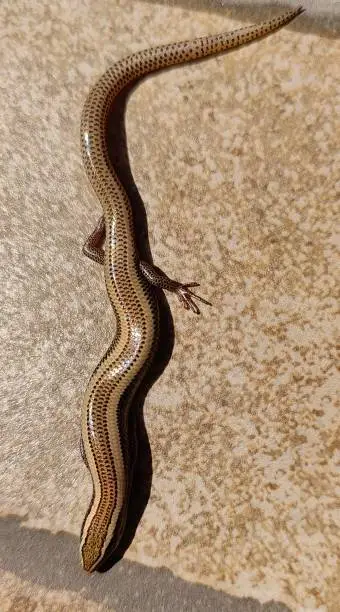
[1,569,112,612]
[0,516,292,612]
[1,1,339,610]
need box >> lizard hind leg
[83,215,106,265]
[139,260,212,315]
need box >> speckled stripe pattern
[79,7,304,573]
[2,0,340,609]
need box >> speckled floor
[1,1,339,611]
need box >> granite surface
[1,1,339,610]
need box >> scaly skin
[79,7,304,572]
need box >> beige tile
[1,1,339,610]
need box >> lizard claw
[175,283,212,315]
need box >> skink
[79,6,304,572]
